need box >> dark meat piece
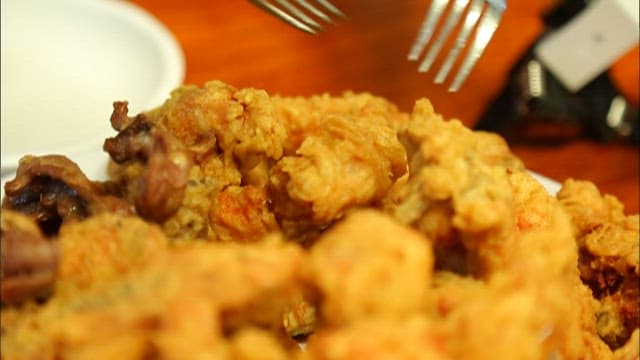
[2,155,133,236]
[104,102,193,222]
[109,99,136,131]
[1,210,58,305]
[579,248,639,349]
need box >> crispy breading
[427,203,612,360]
[107,82,407,243]
[309,210,432,326]
[386,99,523,276]
[613,328,639,360]
[270,92,408,155]
[228,327,293,360]
[208,185,279,243]
[145,81,287,163]
[54,214,168,295]
[558,179,639,349]
[268,93,408,243]
[302,315,449,360]
[2,82,638,359]
[0,218,308,359]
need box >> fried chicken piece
[1,210,58,305]
[152,294,229,359]
[0,221,308,359]
[428,203,615,360]
[54,213,169,296]
[106,82,287,241]
[386,99,523,276]
[107,82,408,244]
[228,327,292,360]
[508,169,557,232]
[557,179,639,349]
[209,185,279,242]
[270,92,408,155]
[161,154,243,240]
[613,328,639,360]
[104,103,193,222]
[145,81,287,168]
[302,315,448,360]
[143,81,287,190]
[269,93,408,243]
[309,210,432,326]
[2,155,133,236]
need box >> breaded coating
[269,100,407,242]
[106,82,407,243]
[386,99,523,276]
[229,327,292,360]
[54,214,168,295]
[428,204,613,360]
[270,92,408,155]
[162,154,243,240]
[209,185,279,243]
[558,179,639,350]
[268,93,408,242]
[303,316,449,360]
[613,328,639,360]
[0,219,308,359]
[309,210,432,326]
[146,81,286,165]
[106,81,286,241]
[2,82,639,359]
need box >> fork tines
[408,0,506,92]
[250,0,346,34]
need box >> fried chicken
[426,203,608,360]
[558,179,639,350]
[385,99,524,276]
[208,185,279,243]
[104,104,193,222]
[2,81,638,359]
[0,214,307,359]
[105,82,406,244]
[269,94,407,243]
[105,81,285,241]
[303,315,448,360]
[309,210,432,327]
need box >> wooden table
[131,0,638,213]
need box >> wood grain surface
[131,0,638,213]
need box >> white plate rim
[0,0,185,176]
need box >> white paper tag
[535,0,639,92]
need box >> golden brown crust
[1,81,638,359]
[558,179,639,349]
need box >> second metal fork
[408,0,506,92]
[249,0,345,34]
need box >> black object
[475,0,639,145]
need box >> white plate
[529,171,561,196]
[0,0,184,180]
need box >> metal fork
[408,0,506,92]
[249,0,346,34]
